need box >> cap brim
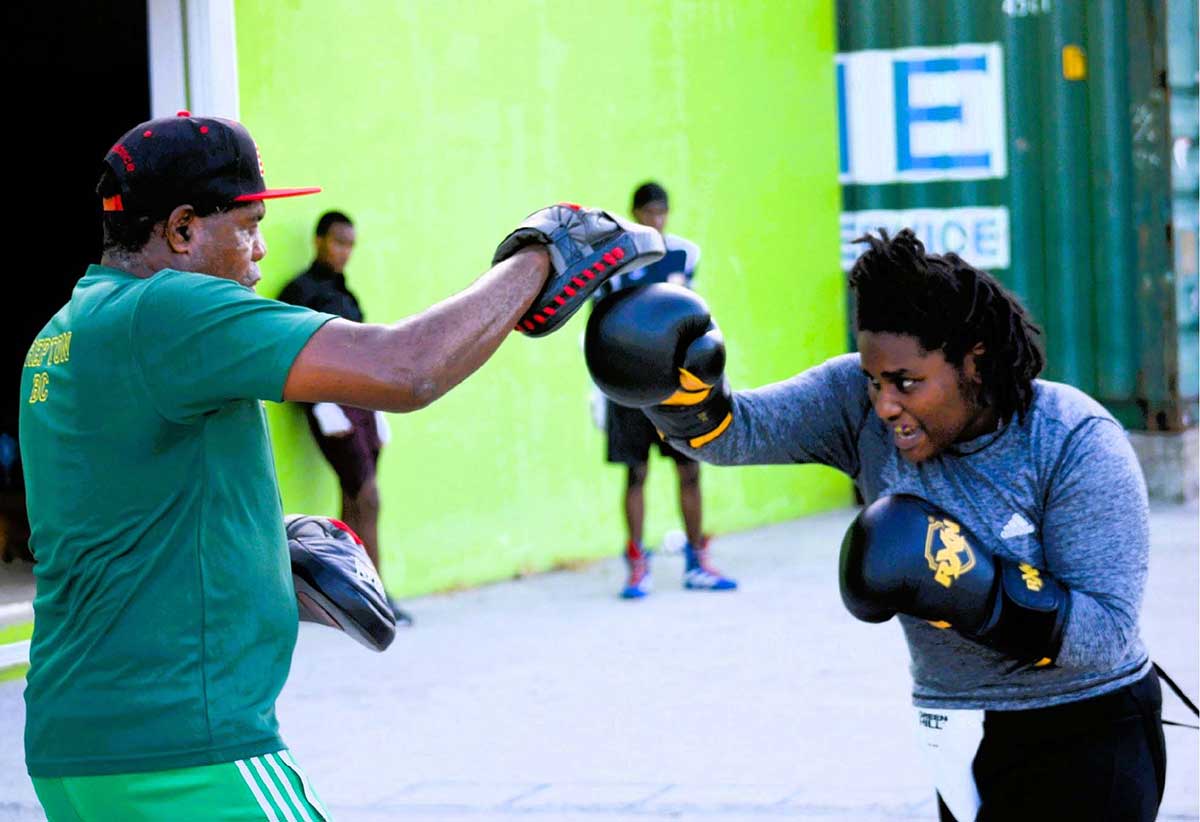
[234,187,322,202]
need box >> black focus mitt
[493,203,665,337]
[286,514,396,652]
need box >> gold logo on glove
[1018,563,1044,591]
[924,517,976,588]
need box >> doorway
[1,2,150,564]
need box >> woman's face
[858,331,995,463]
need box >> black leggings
[938,669,1166,822]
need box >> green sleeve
[132,270,336,422]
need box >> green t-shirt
[19,265,335,777]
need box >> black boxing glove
[584,283,732,449]
[839,494,1070,667]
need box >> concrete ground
[0,503,1196,821]
[0,560,34,609]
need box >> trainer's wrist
[509,244,550,274]
[500,245,551,304]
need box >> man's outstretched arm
[284,247,546,412]
[284,204,665,412]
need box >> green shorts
[32,750,329,821]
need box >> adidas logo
[1000,513,1035,539]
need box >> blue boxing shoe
[620,540,653,599]
[682,537,737,591]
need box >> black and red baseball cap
[98,110,320,217]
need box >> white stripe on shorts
[251,756,299,822]
[235,759,280,822]
[266,752,314,822]
[278,749,330,820]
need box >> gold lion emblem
[924,516,976,587]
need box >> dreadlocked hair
[848,228,1045,424]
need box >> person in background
[278,211,412,625]
[591,182,736,599]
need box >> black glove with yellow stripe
[840,495,1070,667]
[584,283,732,450]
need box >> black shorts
[306,405,380,497]
[938,667,1166,822]
[605,400,694,465]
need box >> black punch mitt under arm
[286,514,397,652]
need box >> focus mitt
[286,514,396,652]
[494,203,665,337]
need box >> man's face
[633,201,668,234]
[315,222,356,273]
[858,331,990,464]
[186,202,268,290]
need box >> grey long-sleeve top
[685,353,1151,710]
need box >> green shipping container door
[1167,0,1199,412]
[835,0,1194,430]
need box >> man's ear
[165,205,197,252]
[963,342,987,384]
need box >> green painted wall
[235,1,850,596]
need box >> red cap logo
[113,143,135,172]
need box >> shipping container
[836,0,1195,430]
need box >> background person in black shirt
[278,211,413,625]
